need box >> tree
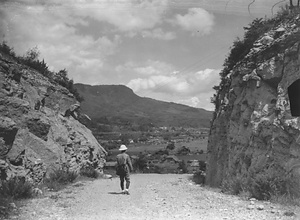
[54,69,69,87]
[289,0,300,9]
[166,142,175,150]
[178,160,188,173]
[0,41,16,57]
[25,46,40,61]
[134,153,148,172]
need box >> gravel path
[9,174,300,220]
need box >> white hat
[119,145,127,151]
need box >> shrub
[198,160,206,172]
[0,42,83,102]
[153,149,169,156]
[79,166,99,179]
[150,164,177,174]
[0,176,33,199]
[176,146,190,155]
[192,170,206,185]
[44,167,78,191]
[220,167,300,203]
[0,41,16,57]
[221,175,246,195]
[219,6,300,79]
[178,160,188,173]
[248,169,300,201]
[166,142,175,150]
[133,154,148,172]
[53,69,84,102]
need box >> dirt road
[11,174,300,220]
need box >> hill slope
[74,83,212,128]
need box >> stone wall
[0,52,107,183]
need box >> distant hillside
[74,83,212,128]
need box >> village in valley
[98,126,208,176]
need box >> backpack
[116,164,127,176]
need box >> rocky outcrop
[0,52,106,183]
[207,15,300,194]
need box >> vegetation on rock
[0,41,83,102]
[0,176,33,200]
[208,5,300,204]
[79,166,99,179]
[44,166,78,191]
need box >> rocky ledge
[0,52,106,183]
[207,14,300,195]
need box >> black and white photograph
[0,0,300,219]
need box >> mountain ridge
[74,83,212,128]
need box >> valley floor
[7,174,300,220]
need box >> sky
[0,0,288,110]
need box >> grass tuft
[44,167,78,191]
[79,166,99,179]
[0,176,33,200]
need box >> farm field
[106,138,208,162]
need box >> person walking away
[116,145,133,195]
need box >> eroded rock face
[0,53,106,183]
[207,18,300,191]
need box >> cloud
[73,0,169,32]
[179,97,201,108]
[2,0,169,32]
[127,67,220,95]
[177,93,215,110]
[128,75,189,93]
[0,0,220,110]
[126,67,220,109]
[172,8,215,36]
[0,2,123,84]
[141,28,176,40]
[116,60,175,76]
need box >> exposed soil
[6,174,300,220]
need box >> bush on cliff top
[220,5,300,78]
[0,41,83,102]
[212,5,300,115]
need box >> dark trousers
[119,172,130,190]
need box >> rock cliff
[206,13,300,196]
[0,52,106,183]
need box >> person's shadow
[108,192,124,195]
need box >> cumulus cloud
[141,28,176,40]
[116,60,175,76]
[172,8,214,36]
[128,75,190,93]
[180,97,201,108]
[127,67,220,95]
[126,67,220,109]
[2,0,169,32]
[0,0,220,109]
[177,93,215,110]
[0,2,124,84]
